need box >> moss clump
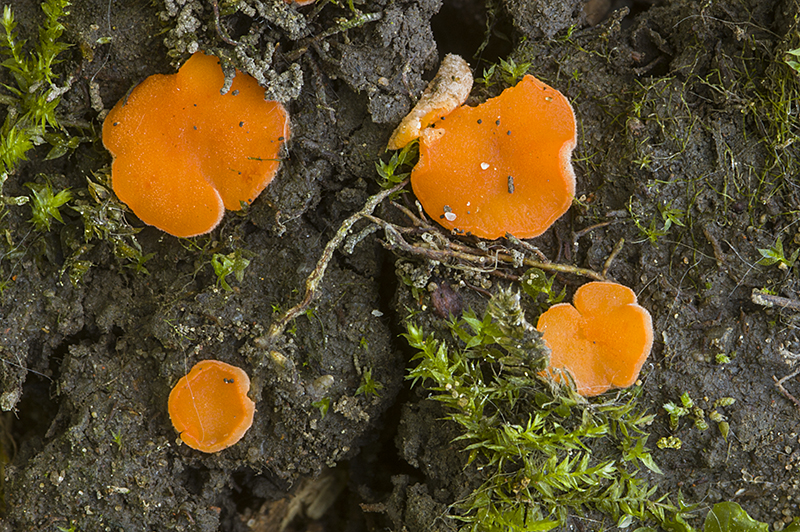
[405,286,678,530]
[25,178,71,232]
[0,0,71,193]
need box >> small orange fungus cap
[537,282,653,397]
[168,360,256,453]
[103,52,289,237]
[411,74,576,239]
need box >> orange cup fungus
[102,52,289,238]
[168,360,256,453]
[537,282,653,397]
[410,74,577,240]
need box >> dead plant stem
[773,368,800,413]
[366,215,606,281]
[254,179,409,353]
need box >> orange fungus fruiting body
[102,52,289,238]
[168,360,256,453]
[410,74,576,239]
[537,282,653,397]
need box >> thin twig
[751,289,800,312]
[505,233,549,262]
[254,179,409,354]
[702,223,725,268]
[367,216,606,281]
[392,203,556,267]
[285,11,383,61]
[210,0,239,46]
[602,238,625,278]
[392,200,442,233]
[391,201,427,229]
[773,368,800,413]
[255,179,606,356]
[573,220,612,239]
[464,282,493,297]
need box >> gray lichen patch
[249,0,310,40]
[263,62,304,103]
[160,0,205,55]
[159,0,308,101]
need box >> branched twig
[390,201,426,228]
[285,11,383,61]
[773,368,800,413]
[365,215,607,281]
[388,203,602,279]
[253,179,409,354]
[254,177,606,357]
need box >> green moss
[377,140,417,187]
[0,1,80,293]
[756,237,798,270]
[662,393,735,445]
[475,58,532,88]
[404,287,677,530]
[67,173,153,281]
[25,178,71,232]
[0,0,71,193]
[312,397,330,419]
[211,249,252,292]
[355,368,383,398]
[519,268,565,313]
[627,197,687,245]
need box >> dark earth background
[3,0,800,530]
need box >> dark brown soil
[2,0,800,530]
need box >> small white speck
[444,212,457,221]
[371,310,384,317]
[480,162,490,170]
[466,201,471,206]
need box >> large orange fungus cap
[410,74,576,239]
[537,281,653,397]
[168,360,256,453]
[103,52,289,237]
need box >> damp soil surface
[3,0,800,530]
